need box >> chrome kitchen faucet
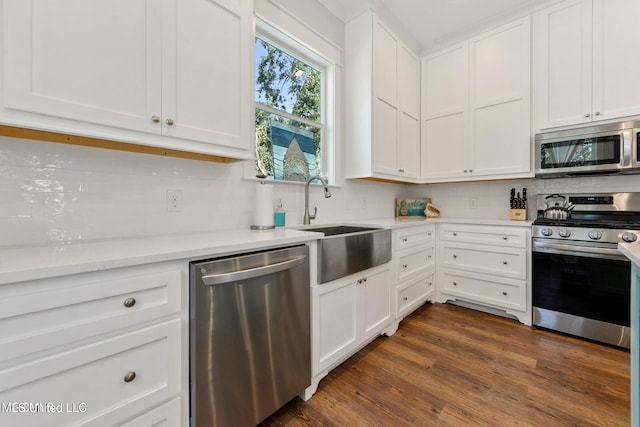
[303,176,331,224]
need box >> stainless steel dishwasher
[189,245,310,427]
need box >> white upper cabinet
[421,42,469,180]
[469,17,531,177]
[533,0,640,130]
[1,0,253,159]
[346,10,421,182]
[421,17,531,182]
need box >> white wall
[0,137,411,247]
[406,174,640,221]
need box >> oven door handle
[533,240,628,260]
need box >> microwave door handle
[622,129,632,167]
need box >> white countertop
[0,228,322,285]
[619,243,640,266]
[0,216,533,285]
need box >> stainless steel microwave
[535,120,640,178]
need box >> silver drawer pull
[453,282,457,286]
[403,237,408,242]
[502,236,508,240]
[502,261,508,265]
[123,297,136,308]
[403,296,408,301]
[452,254,457,259]
[124,371,137,383]
[428,282,433,286]
[502,291,508,296]
[452,232,457,236]
[403,264,408,269]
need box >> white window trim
[246,13,340,186]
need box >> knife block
[509,207,526,221]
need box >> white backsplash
[5,136,640,247]
[0,137,410,247]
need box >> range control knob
[622,232,638,243]
[558,228,571,238]
[540,228,553,237]
[588,230,602,240]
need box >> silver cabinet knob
[452,254,457,259]
[123,297,136,308]
[502,236,508,240]
[594,111,601,116]
[502,261,508,265]
[453,282,457,286]
[585,113,591,118]
[124,371,137,383]
[166,118,175,126]
[502,291,508,296]
[468,169,473,173]
[403,264,408,269]
[403,238,408,242]
[151,115,160,123]
[398,169,405,173]
[403,296,408,301]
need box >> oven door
[532,239,631,347]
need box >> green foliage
[254,38,322,177]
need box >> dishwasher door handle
[201,255,307,285]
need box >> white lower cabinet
[393,224,436,323]
[0,263,186,426]
[306,263,392,399]
[436,223,531,325]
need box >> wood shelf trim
[0,125,242,163]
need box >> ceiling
[317,0,544,53]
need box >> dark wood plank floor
[261,303,630,426]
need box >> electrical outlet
[167,190,182,212]
[469,197,478,209]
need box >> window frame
[252,16,337,185]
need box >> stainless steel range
[532,192,640,348]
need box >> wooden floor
[261,303,630,426]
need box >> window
[254,26,333,183]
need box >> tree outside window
[255,38,323,182]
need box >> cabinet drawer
[394,225,435,250]
[395,244,434,283]
[396,272,434,318]
[441,270,525,311]
[439,224,527,248]
[119,397,182,427]
[0,319,181,427]
[441,243,526,279]
[0,265,181,365]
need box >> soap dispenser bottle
[274,199,286,227]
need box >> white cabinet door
[314,278,358,374]
[3,0,162,133]
[346,11,421,182]
[421,42,469,180]
[533,0,592,129]
[360,266,391,342]
[397,45,421,178]
[166,0,251,149]
[534,0,640,130]
[469,17,531,177]
[372,19,400,176]
[592,0,640,122]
